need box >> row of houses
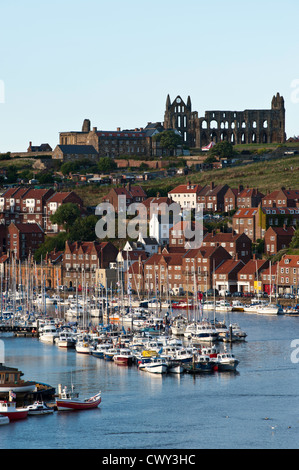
[169,183,299,213]
[0,187,84,233]
[124,249,299,297]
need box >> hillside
[71,152,299,207]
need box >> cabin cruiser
[39,324,59,344]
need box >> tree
[34,232,68,261]
[97,157,117,173]
[69,215,98,242]
[290,227,299,249]
[153,130,183,155]
[50,203,81,231]
[208,141,235,159]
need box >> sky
[0,0,299,152]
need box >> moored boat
[113,348,133,366]
[216,352,239,371]
[144,357,168,374]
[26,401,54,416]
[0,414,9,425]
[55,385,101,411]
[0,398,28,420]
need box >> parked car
[231,291,243,297]
[206,288,219,297]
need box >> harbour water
[1,310,299,449]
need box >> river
[0,310,299,449]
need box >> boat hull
[56,396,101,411]
[145,364,168,374]
[0,409,28,420]
[0,382,36,393]
[113,357,133,366]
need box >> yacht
[39,325,58,344]
[55,331,76,349]
[184,321,219,343]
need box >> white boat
[171,317,188,336]
[216,352,239,371]
[0,414,9,425]
[215,300,231,312]
[39,325,59,344]
[75,337,92,354]
[55,331,76,349]
[144,357,168,374]
[26,401,54,416]
[166,361,185,374]
[185,321,219,343]
[92,343,113,358]
[256,304,281,315]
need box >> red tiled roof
[10,223,44,233]
[238,259,268,275]
[234,208,258,217]
[168,184,202,194]
[214,259,244,274]
[47,192,73,203]
[238,188,264,198]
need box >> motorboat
[166,360,185,374]
[171,317,188,336]
[222,323,247,342]
[216,352,239,371]
[183,354,214,373]
[143,357,168,374]
[256,304,282,315]
[26,401,54,416]
[39,324,59,344]
[113,348,134,366]
[55,331,76,349]
[92,342,113,358]
[103,347,119,361]
[0,399,28,420]
[186,321,219,343]
[0,414,9,425]
[231,300,245,312]
[75,338,92,354]
[56,385,101,411]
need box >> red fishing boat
[0,394,28,421]
[56,385,101,411]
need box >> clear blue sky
[0,0,299,152]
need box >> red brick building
[262,188,299,208]
[0,187,84,233]
[237,258,269,294]
[264,226,295,255]
[0,187,54,228]
[232,208,260,242]
[63,240,118,288]
[237,188,264,208]
[102,183,147,212]
[213,259,245,294]
[7,222,44,260]
[201,231,252,263]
